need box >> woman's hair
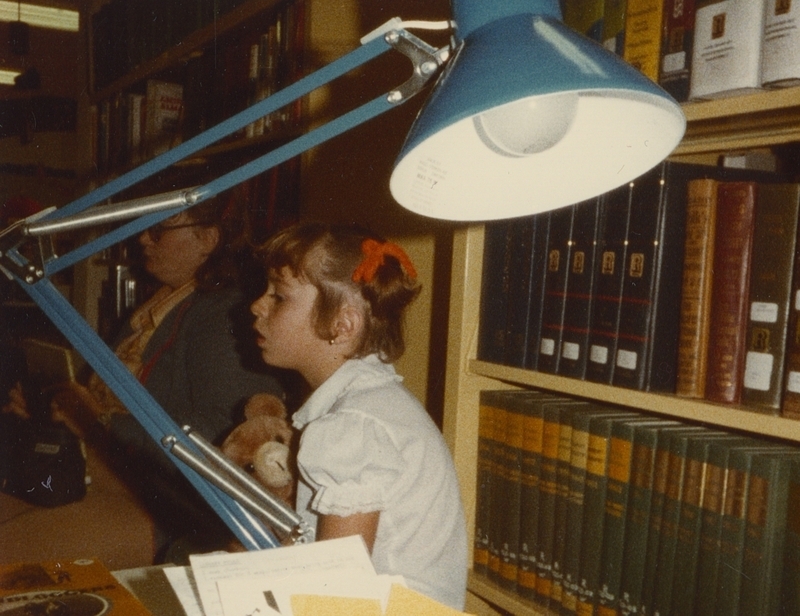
[256,222,421,363]
[186,194,251,292]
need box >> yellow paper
[384,584,466,616]
[291,594,383,616]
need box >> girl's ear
[332,302,364,346]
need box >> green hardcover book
[669,435,754,616]
[637,426,708,615]
[651,429,729,616]
[476,390,507,580]
[780,467,800,616]
[602,0,627,55]
[562,408,647,615]
[551,404,580,605]
[575,414,647,615]
[595,418,680,616]
[713,445,791,616]
[738,449,800,615]
[617,422,676,616]
[517,393,548,598]
[485,392,509,584]
[742,183,800,413]
[536,400,576,605]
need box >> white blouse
[293,355,468,610]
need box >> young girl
[250,222,468,609]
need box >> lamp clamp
[383,28,449,105]
[0,207,58,283]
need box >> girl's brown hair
[256,222,421,363]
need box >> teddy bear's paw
[253,440,292,489]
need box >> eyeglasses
[146,222,203,242]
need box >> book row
[563,0,799,103]
[475,389,800,616]
[477,159,800,416]
[91,0,303,173]
[92,0,251,91]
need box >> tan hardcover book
[622,0,665,81]
[705,181,758,405]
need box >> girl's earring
[329,338,336,345]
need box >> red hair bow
[352,238,418,284]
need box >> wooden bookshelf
[441,87,800,616]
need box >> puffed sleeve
[298,409,404,517]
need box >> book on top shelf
[558,198,602,380]
[689,0,769,100]
[741,183,800,414]
[477,221,514,365]
[761,0,800,88]
[781,211,800,420]
[622,0,666,82]
[562,0,606,41]
[602,0,628,55]
[585,183,633,386]
[659,0,697,102]
[705,181,759,405]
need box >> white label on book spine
[540,338,555,356]
[562,341,580,361]
[744,351,774,390]
[750,301,779,323]
[616,349,638,370]
[662,51,687,74]
[589,345,608,365]
[787,371,800,393]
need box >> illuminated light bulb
[473,93,579,157]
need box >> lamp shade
[390,1,686,221]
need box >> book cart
[441,85,800,616]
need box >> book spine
[602,0,628,54]
[658,0,697,102]
[558,199,602,380]
[535,404,563,606]
[622,0,666,81]
[738,451,799,615]
[780,465,800,615]
[538,206,576,374]
[782,197,800,419]
[561,409,595,615]
[550,407,577,605]
[498,394,525,591]
[505,217,539,368]
[761,0,800,87]
[518,394,547,599]
[705,182,758,405]
[742,183,800,413]
[487,400,509,584]
[586,184,633,384]
[474,391,500,575]
[526,213,552,371]
[575,415,629,615]
[689,0,769,99]
[477,221,513,364]
[562,0,606,40]
[676,178,718,398]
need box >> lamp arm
[0,19,451,551]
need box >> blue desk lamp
[0,0,685,550]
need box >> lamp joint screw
[387,90,403,104]
[420,61,438,75]
[384,31,399,45]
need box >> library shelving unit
[440,85,800,616]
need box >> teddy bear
[221,393,296,506]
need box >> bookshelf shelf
[90,0,286,102]
[442,84,800,611]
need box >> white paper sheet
[189,536,376,616]
[162,566,205,616]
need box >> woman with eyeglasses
[3,197,286,563]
